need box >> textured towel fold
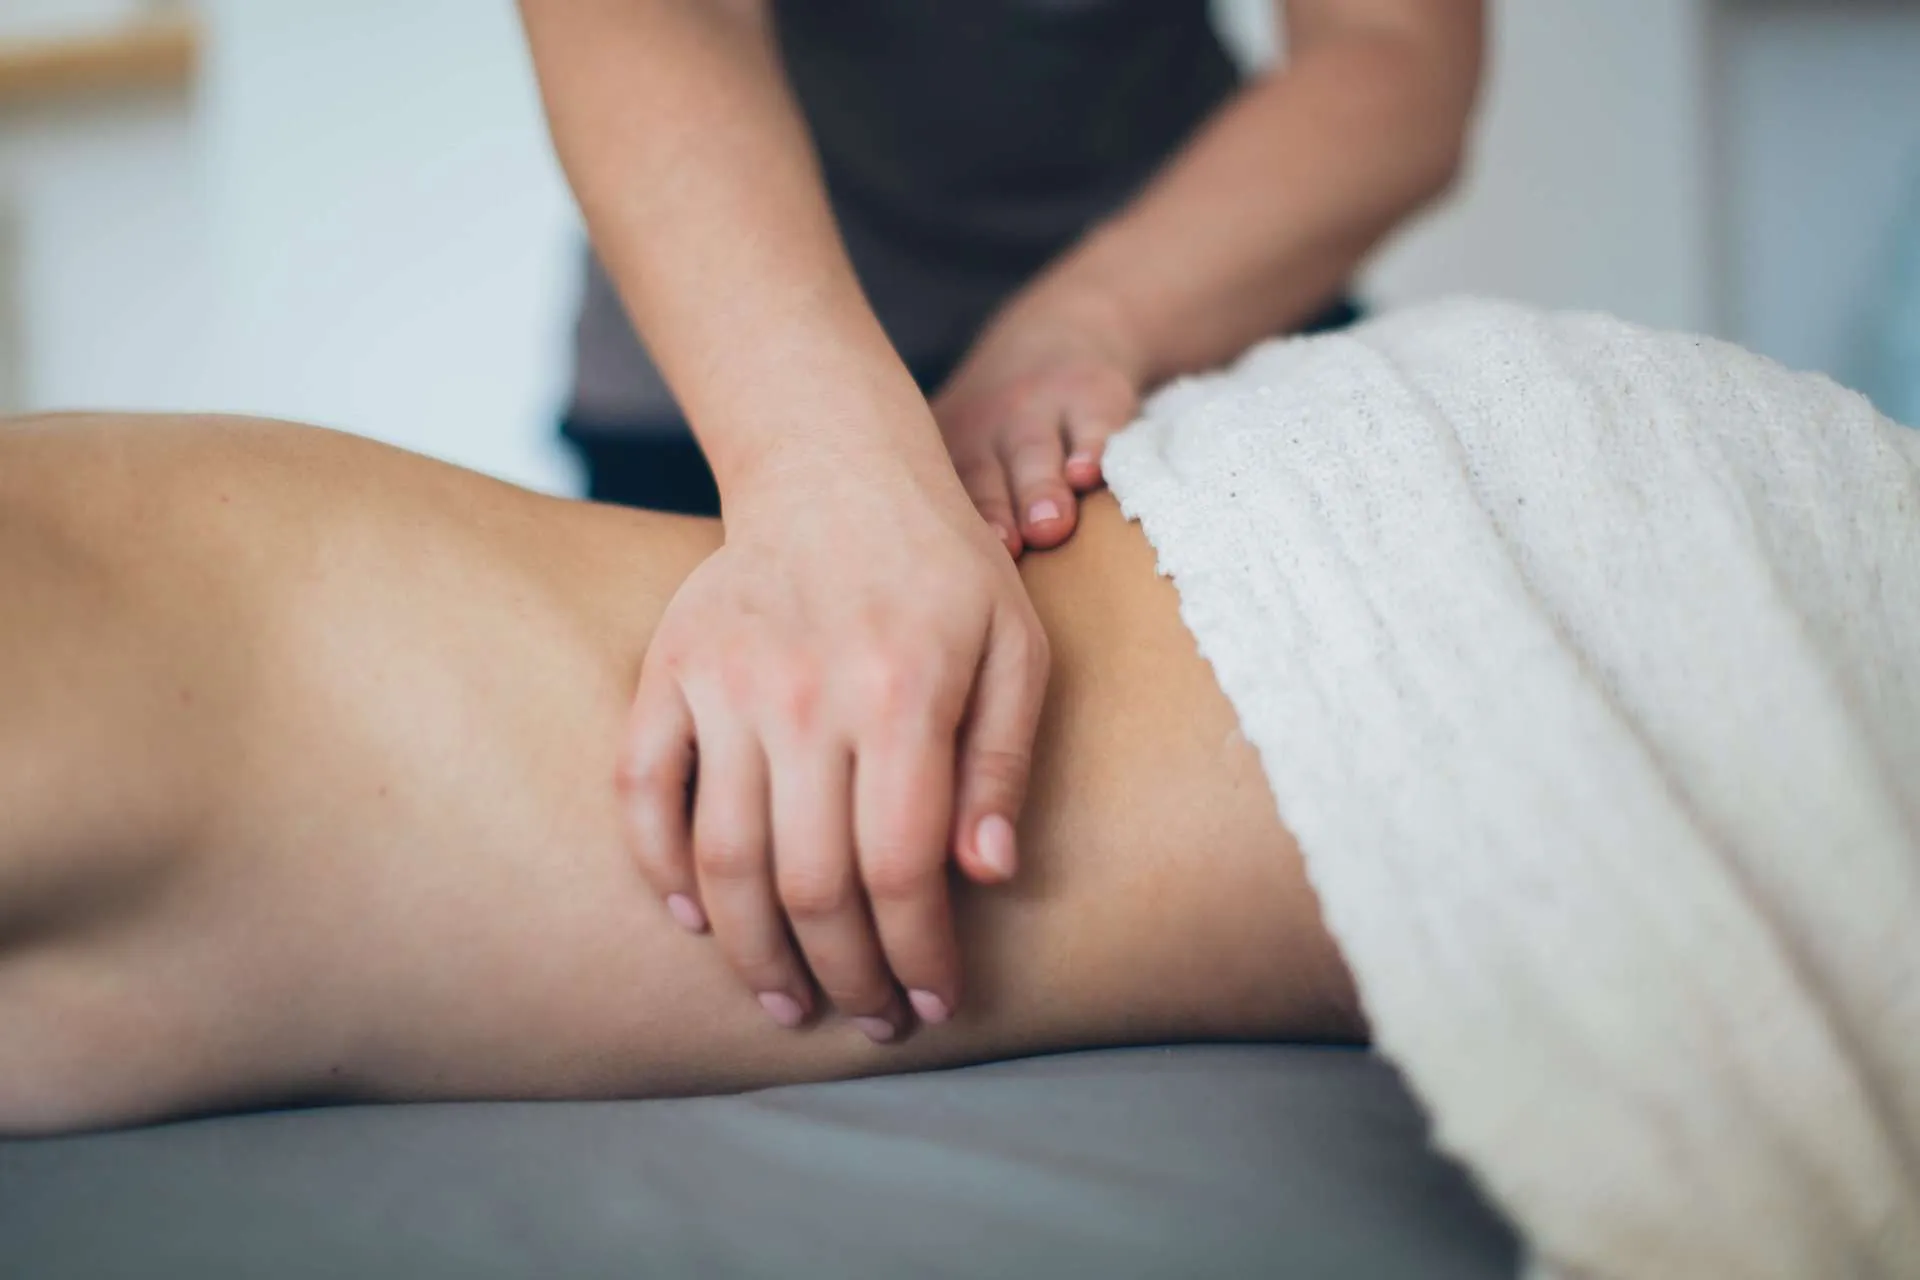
[1104,298,1920,1278]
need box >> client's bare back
[0,414,1357,1135]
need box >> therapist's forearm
[1039,0,1484,385]
[518,0,941,493]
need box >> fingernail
[909,989,952,1025]
[976,814,1016,880]
[1068,451,1096,470]
[991,523,1014,546]
[854,1016,897,1044]
[666,893,707,933]
[1027,499,1062,524]
[758,991,805,1029]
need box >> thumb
[951,605,1051,884]
[1063,374,1139,491]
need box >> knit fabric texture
[1104,297,1920,1278]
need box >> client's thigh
[0,415,1356,1134]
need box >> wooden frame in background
[0,11,199,105]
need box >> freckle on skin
[377,784,389,799]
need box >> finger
[764,740,871,1028]
[954,452,1022,557]
[616,663,703,933]
[1067,402,1121,495]
[689,722,812,1027]
[1059,368,1128,495]
[1001,411,1076,550]
[854,708,961,1027]
[777,744,907,1043]
[952,605,1050,887]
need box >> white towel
[1103,298,1920,1278]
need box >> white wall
[13,0,1882,494]
[1717,3,1920,385]
[0,92,208,413]
[0,0,580,491]
[2,0,154,44]
[195,0,579,491]
[1215,0,1716,333]
[0,201,18,410]
[1368,0,1715,333]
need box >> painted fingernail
[909,989,952,1025]
[758,991,805,1029]
[976,814,1016,879]
[854,1016,897,1044]
[666,893,707,933]
[1028,499,1062,524]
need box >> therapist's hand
[618,436,1049,1044]
[934,286,1145,556]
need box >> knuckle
[958,460,1006,496]
[1008,370,1056,405]
[696,837,764,882]
[863,653,938,720]
[820,973,892,1016]
[862,848,939,904]
[613,754,658,799]
[1073,361,1130,398]
[614,755,683,809]
[1014,416,1064,450]
[630,842,680,889]
[779,866,859,921]
[625,804,680,861]
[1003,417,1053,451]
[768,666,823,735]
[966,745,1033,801]
[994,623,1049,689]
[643,643,690,681]
[727,946,795,991]
[717,656,760,708]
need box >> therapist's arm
[519,0,1049,1042]
[937,0,1485,552]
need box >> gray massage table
[0,1044,1517,1278]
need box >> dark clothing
[568,431,723,516]
[567,0,1240,431]
[563,0,1358,517]
[567,299,1366,517]
[771,0,1242,351]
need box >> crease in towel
[1103,297,1920,1279]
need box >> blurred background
[1,0,1917,495]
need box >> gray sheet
[0,1045,1517,1278]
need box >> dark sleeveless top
[568,0,1239,429]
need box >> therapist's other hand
[934,287,1144,556]
[618,437,1049,1044]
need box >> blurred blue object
[1858,154,1920,428]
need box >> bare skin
[934,0,1484,546]
[517,0,1482,1029]
[524,0,1049,1037]
[0,415,1361,1137]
